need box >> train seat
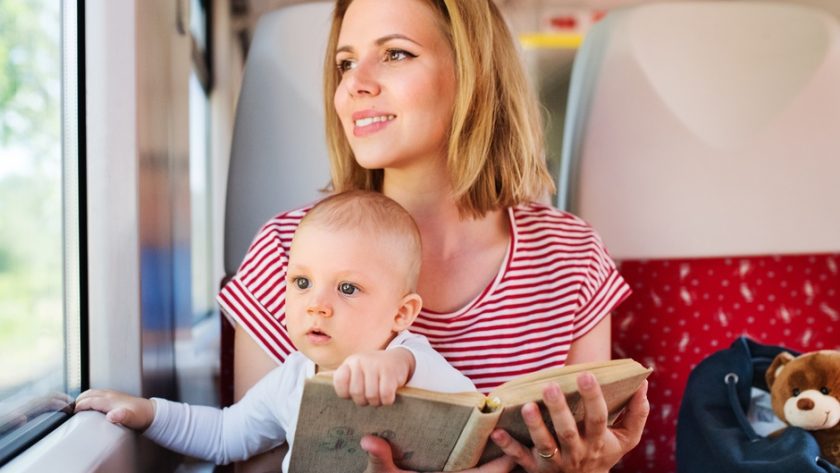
[560,3,840,472]
[221,1,334,407]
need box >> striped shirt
[218,202,631,394]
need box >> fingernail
[579,372,595,389]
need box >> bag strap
[724,372,761,442]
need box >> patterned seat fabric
[610,253,840,473]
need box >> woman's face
[333,0,456,173]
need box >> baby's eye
[821,387,830,395]
[384,48,415,62]
[292,277,311,290]
[338,282,359,295]
[336,58,356,75]
[792,388,801,396]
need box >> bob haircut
[323,0,555,218]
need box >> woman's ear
[392,293,422,332]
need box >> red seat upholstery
[611,253,840,472]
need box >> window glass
[0,0,81,461]
[189,71,214,321]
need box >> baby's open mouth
[306,328,331,344]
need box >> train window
[0,0,82,465]
[188,0,214,323]
[189,71,214,323]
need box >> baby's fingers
[74,390,111,413]
[105,407,130,425]
[378,376,399,406]
[333,365,352,399]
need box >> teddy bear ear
[766,351,795,388]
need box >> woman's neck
[382,166,508,263]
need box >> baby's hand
[333,348,415,407]
[75,389,155,431]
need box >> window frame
[0,0,86,465]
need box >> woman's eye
[293,277,311,290]
[338,282,358,295]
[792,388,801,396]
[336,59,355,74]
[384,48,414,62]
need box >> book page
[490,359,651,407]
[478,359,652,464]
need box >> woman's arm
[565,315,612,365]
[233,325,286,473]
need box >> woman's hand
[490,374,649,473]
[361,435,517,473]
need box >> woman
[220,0,649,471]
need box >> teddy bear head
[765,350,840,431]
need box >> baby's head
[284,191,422,370]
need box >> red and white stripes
[218,202,630,394]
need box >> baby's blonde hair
[297,191,422,290]
[323,0,556,218]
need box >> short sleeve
[572,224,632,340]
[217,210,308,364]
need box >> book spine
[443,407,503,471]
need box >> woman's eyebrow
[336,34,424,55]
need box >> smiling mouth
[354,114,396,127]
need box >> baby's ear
[766,351,795,388]
[392,293,422,332]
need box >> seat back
[560,3,840,471]
[224,1,334,276]
[221,2,334,407]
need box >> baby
[75,190,474,471]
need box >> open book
[288,358,652,472]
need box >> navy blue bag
[676,337,840,473]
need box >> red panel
[611,254,840,473]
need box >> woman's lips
[352,112,396,137]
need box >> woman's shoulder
[253,203,315,237]
[511,201,597,233]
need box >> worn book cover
[288,358,652,472]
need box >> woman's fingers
[541,382,583,456]
[520,402,559,457]
[475,453,517,473]
[361,434,414,473]
[613,380,650,449]
[577,373,608,439]
[489,429,538,472]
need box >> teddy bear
[765,349,840,466]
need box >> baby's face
[284,224,412,370]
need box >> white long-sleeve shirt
[144,331,475,472]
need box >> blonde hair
[296,190,422,289]
[323,0,555,218]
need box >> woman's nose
[344,59,381,97]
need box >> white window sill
[1,412,135,473]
